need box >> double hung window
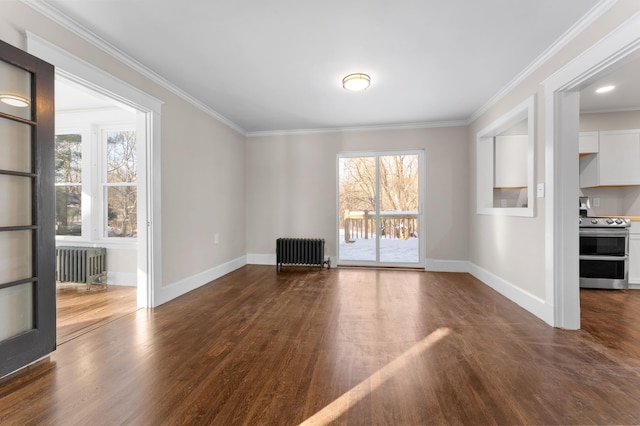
[55,113,137,242]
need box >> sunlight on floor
[299,327,452,426]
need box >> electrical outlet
[593,198,600,207]
[214,233,219,244]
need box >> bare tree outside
[54,133,82,236]
[106,130,137,237]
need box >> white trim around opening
[543,11,640,329]
[25,31,164,308]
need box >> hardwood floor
[56,283,138,344]
[2,266,640,425]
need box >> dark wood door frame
[0,39,56,378]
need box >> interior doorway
[54,77,142,343]
[338,151,424,267]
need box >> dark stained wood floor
[56,283,138,344]
[2,265,640,425]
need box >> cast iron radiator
[56,247,107,289]
[276,238,330,270]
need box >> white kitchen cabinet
[494,134,528,188]
[579,129,640,188]
[579,131,599,154]
[629,222,640,286]
[599,130,640,185]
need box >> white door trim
[543,11,640,329]
[25,32,164,308]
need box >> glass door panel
[0,59,32,121]
[379,154,420,263]
[0,231,33,283]
[339,156,377,262]
[0,120,31,172]
[0,283,34,341]
[0,175,32,227]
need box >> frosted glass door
[0,41,55,378]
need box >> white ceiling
[39,0,607,133]
[580,54,640,113]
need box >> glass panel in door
[338,156,377,262]
[379,154,420,263]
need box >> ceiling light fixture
[0,94,30,108]
[595,85,615,94]
[342,73,371,91]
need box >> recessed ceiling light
[595,85,615,94]
[342,73,371,91]
[0,94,30,107]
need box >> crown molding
[246,119,467,138]
[21,0,247,135]
[467,0,619,125]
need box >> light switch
[537,183,545,198]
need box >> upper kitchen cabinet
[579,131,599,154]
[580,129,640,187]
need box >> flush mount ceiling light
[0,94,30,107]
[342,73,371,91]
[595,85,615,94]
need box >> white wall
[0,1,247,303]
[246,126,469,266]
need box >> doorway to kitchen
[544,12,640,329]
[337,151,424,267]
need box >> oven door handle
[579,228,629,237]
[579,255,628,261]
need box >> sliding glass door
[338,151,423,267]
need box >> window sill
[55,238,137,250]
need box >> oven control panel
[579,217,631,227]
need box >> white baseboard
[425,259,470,273]
[246,253,276,265]
[106,271,137,287]
[246,253,336,267]
[467,263,554,326]
[154,255,247,307]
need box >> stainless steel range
[579,216,631,289]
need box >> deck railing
[342,210,418,242]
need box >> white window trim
[55,118,138,248]
[98,124,138,242]
[54,126,91,242]
[476,95,536,217]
